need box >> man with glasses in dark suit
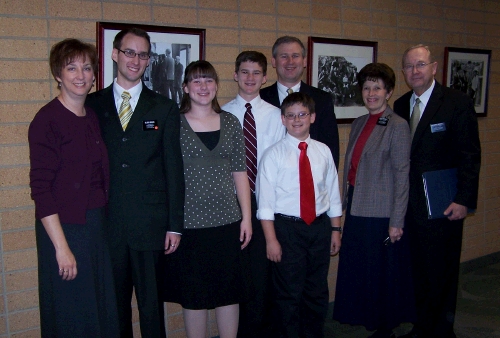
[394,44,481,338]
[86,27,184,338]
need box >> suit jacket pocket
[142,191,167,204]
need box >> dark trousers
[174,86,183,103]
[165,80,174,99]
[272,214,331,338]
[110,242,166,338]
[406,211,463,338]
[238,194,274,338]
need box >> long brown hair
[179,60,221,114]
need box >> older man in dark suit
[394,44,481,338]
[260,36,339,169]
[86,28,184,338]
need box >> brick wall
[0,0,499,336]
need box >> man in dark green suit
[86,28,184,338]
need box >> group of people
[450,60,482,104]
[28,26,480,338]
[146,48,184,103]
[318,56,362,107]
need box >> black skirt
[333,186,416,331]
[36,208,119,338]
[163,221,251,310]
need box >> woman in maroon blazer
[28,39,118,337]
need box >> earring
[58,82,62,87]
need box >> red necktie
[243,103,258,192]
[298,142,316,225]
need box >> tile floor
[324,261,500,338]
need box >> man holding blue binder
[394,44,481,338]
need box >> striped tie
[119,91,133,131]
[287,88,294,95]
[243,103,258,192]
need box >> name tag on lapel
[143,120,158,131]
[377,117,389,126]
[430,123,446,133]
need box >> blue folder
[422,168,459,219]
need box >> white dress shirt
[256,133,342,220]
[410,79,435,121]
[113,79,143,112]
[277,81,301,105]
[222,95,285,166]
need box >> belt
[275,213,325,224]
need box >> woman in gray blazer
[333,63,415,338]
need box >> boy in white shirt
[256,92,342,338]
[222,51,284,338]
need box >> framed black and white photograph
[307,37,377,123]
[443,47,491,117]
[97,22,205,105]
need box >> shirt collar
[412,79,435,108]
[277,81,301,100]
[113,79,143,102]
[285,132,311,148]
[235,94,262,108]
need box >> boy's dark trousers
[272,213,331,338]
[238,194,275,338]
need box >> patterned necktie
[243,103,258,192]
[119,91,133,131]
[287,88,294,95]
[410,98,421,138]
[298,142,316,225]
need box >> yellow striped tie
[119,91,133,131]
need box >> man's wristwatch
[331,227,342,233]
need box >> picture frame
[96,22,205,104]
[307,37,377,123]
[443,47,491,117]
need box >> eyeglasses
[117,49,150,60]
[284,112,311,120]
[403,62,435,72]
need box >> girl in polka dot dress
[163,60,252,338]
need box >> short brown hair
[49,38,97,84]
[113,27,151,53]
[179,60,221,114]
[357,63,396,92]
[272,36,306,58]
[281,92,315,115]
[235,51,267,75]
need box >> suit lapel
[103,87,118,116]
[412,82,444,152]
[298,81,311,95]
[361,108,393,154]
[398,92,412,122]
[346,114,368,161]
[264,83,281,107]
[126,87,155,132]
